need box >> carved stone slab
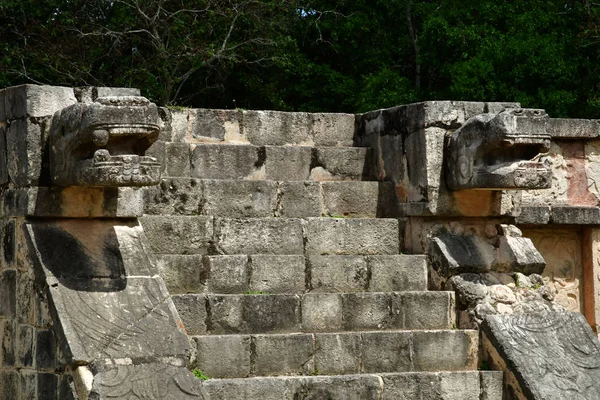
[482,312,600,400]
[90,364,205,399]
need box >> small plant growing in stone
[192,368,210,381]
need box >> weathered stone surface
[301,293,343,332]
[483,312,600,400]
[16,325,34,368]
[310,147,371,181]
[50,96,161,187]
[19,370,37,400]
[0,269,16,318]
[392,292,454,330]
[446,108,551,190]
[341,293,391,330]
[206,255,248,293]
[429,233,494,277]
[321,181,380,218]
[6,117,45,186]
[368,255,428,292]
[164,142,191,177]
[202,376,291,400]
[310,255,369,293]
[172,294,207,335]
[264,146,311,181]
[157,254,206,294]
[144,178,203,215]
[0,319,16,367]
[243,111,312,146]
[0,371,19,400]
[215,218,304,255]
[314,333,361,375]
[361,331,412,373]
[35,329,56,370]
[90,364,204,399]
[304,218,399,255]
[276,181,322,218]
[548,118,600,138]
[202,179,277,218]
[412,330,477,371]
[140,216,214,255]
[310,113,355,147]
[249,255,305,294]
[515,205,551,224]
[253,333,314,376]
[193,335,251,378]
[191,143,261,179]
[551,206,600,224]
[5,84,76,119]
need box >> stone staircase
[139,110,503,399]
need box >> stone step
[139,216,400,256]
[163,108,356,147]
[161,143,373,181]
[173,291,454,335]
[144,178,399,218]
[200,371,503,400]
[190,330,478,379]
[158,254,427,295]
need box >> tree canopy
[1,0,600,117]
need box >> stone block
[19,370,37,400]
[5,84,76,119]
[202,376,291,400]
[548,118,600,138]
[381,373,442,400]
[168,108,189,142]
[95,86,140,98]
[392,292,454,330]
[310,147,370,181]
[1,219,15,267]
[16,324,35,368]
[551,206,600,224]
[242,294,301,333]
[0,269,16,318]
[172,294,207,335]
[36,329,56,370]
[140,216,214,255]
[0,371,19,400]
[6,118,45,186]
[368,255,428,292]
[0,319,15,367]
[206,255,249,294]
[276,181,322,218]
[190,109,236,142]
[482,312,600,400]
[191,143,261,179]
[515,205,551,224]
[202,179,277,217]
[310,255,369,293]
[342,293,393,330]
[314,333,361,375]
[302,293,343,332]
[428,233,494,277]
[310,113,355,147]
[215,218,304,255]
[321,181,380,218]
[193,335,251,378]
[253,333,314,376]
[0,126,8,186]
[264,145,311,181]
[164,142,191,177]
[0,89,5,121]
[479,371,504,400]
[144,178,203,215]
[297,375,382,399]
[485,102,520,114]
[207,295,243,334]
[249,255,305,293]
[156,254,206,294]
[304,218,399,255]
[361,331,412,373]
[412,330,477,371]
[243,110,312,146]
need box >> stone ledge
[516,205,600,225]
[547,118,600,139]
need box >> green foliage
[192,368,210,381]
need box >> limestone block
[144,178,203,215]
[551,206,600,224]
[95,87,140,98]
[321,181,380,218]
[380,373,443,400]
[193,335,251,378]
[0,89,5,121]
[249,255,305,294]
[243,110,312,146]
[16,325,34,368]
[172,294,207,335]
[164,142,191,177]
[310,147,371,181]
[191,143,261,179]
[202,376,291,400]
[0,319,16,367]
[310,113,355,147]
[19,370,37,400]
[313,333,361,375]
[1,219,15,268]
[16,271,34,325]
[206,255,249,294]
[0,126,8,186]
[206,295,243,333]
[190,109,243,143]
[167,108,189,142]
[6,118,46,186]
[428,233,495,277]
[485,102,521,114]
[89,364,204,399]
[304,218,399,255]
[392,291,454,330]
[412,330,477,371]
[361,331,412,373]
[482,312,600,400]
[241,294,301,333]
[264,145,311,181]
[0,269,16,318]
[0,371,18,399]
[515,205,551,224]
[341,293,392,330]
[215,218,304,255]
[4,84,76,119]
[37,374,58,398]
[140,216,214,255]
[276,181,322,218]
[368,255,428,292]
[479,371,505,400]
[202,179,277,218]
[301,293,343,332]
[253,333,314,376]
[548,118,600,138]
[157,255,206,294]
[296,375,382,399]
[310,255,369,293]
[35,329,56,370]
